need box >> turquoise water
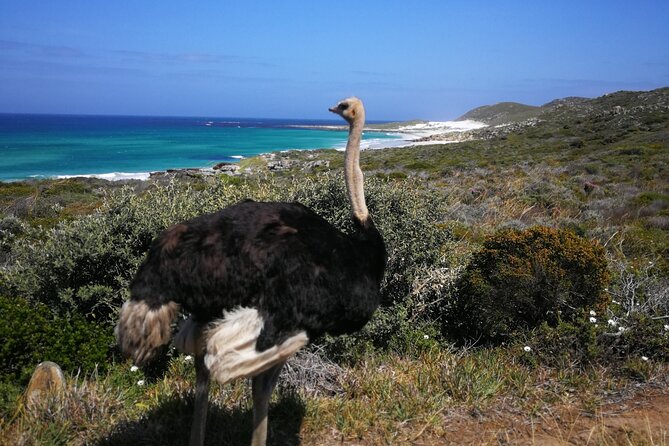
[0,114,401,181]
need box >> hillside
[456,88,669,128]
[457,101,541,125]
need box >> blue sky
[1,1,668,120]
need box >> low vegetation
[444,226,611,345]
[0,88,668,444]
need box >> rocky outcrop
[25,361,65,408]
[213,162,241,174]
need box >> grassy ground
[2,349,668,445]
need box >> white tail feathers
[115,300,179,365]
[203,307,308,384]
[116,303,308,382]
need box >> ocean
[0,114,403,181]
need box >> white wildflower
[523,346,532,352]
[589,310,597,316]
[607,319,617,327]
[130,365,139,372]
[589,317,597,323]
[423,335,429,340]
[641,356,649,362]
[137,380,145,386]
[184,355,193,362]
[664,325,669,331]
[618,326,627,332]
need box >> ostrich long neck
[345,110,368,223]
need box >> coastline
[1,119,487,183]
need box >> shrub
[610,313,669,362]
[444,226,610,345]
[524,312,669,371]
[0,215,26,263]
[0,182,216,323]
[0,296,113,383]
[525,318,599,368]
[290,174,453,357]
[1,174,453,360]
[290,174,453,309]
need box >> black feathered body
[129,200,386,350]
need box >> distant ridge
[457,102,540,126]
[456,88,669,126]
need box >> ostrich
[115,97,386,446]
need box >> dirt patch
[434,391,669,445]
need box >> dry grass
[3,350,668,445]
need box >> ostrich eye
[338,103,349,111]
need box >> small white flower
[641,356,649,362]
[523,346,532,352]
[136,380,145,386]
[423,334,429,340]
[130,365,139,372]
[664,325,669,331]
[608,319,618,327]
[184,355,193,362]
[589,310,597,316]
[589,317,597,323]
[618,326,627,332]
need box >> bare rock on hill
[213,162,240,174]
[267,159,292,171]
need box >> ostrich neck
[345,112,368,223]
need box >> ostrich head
[329,97,364,124]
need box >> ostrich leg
[189,353,211,446]
[250,362,285,446]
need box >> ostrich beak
[328,106,338,114]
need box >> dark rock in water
[25,361,65,408]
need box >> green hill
[457,102,541,125]
[457,88,669,127]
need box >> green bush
[522,312,669,372]
[525,317,599,368]
[0,181,214,323]
[444,226,610,345]
[1,174,453,360]
[289,174,453,357]
[290,174,452,309]
[0,296,113,383]
[612,313,669,361]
